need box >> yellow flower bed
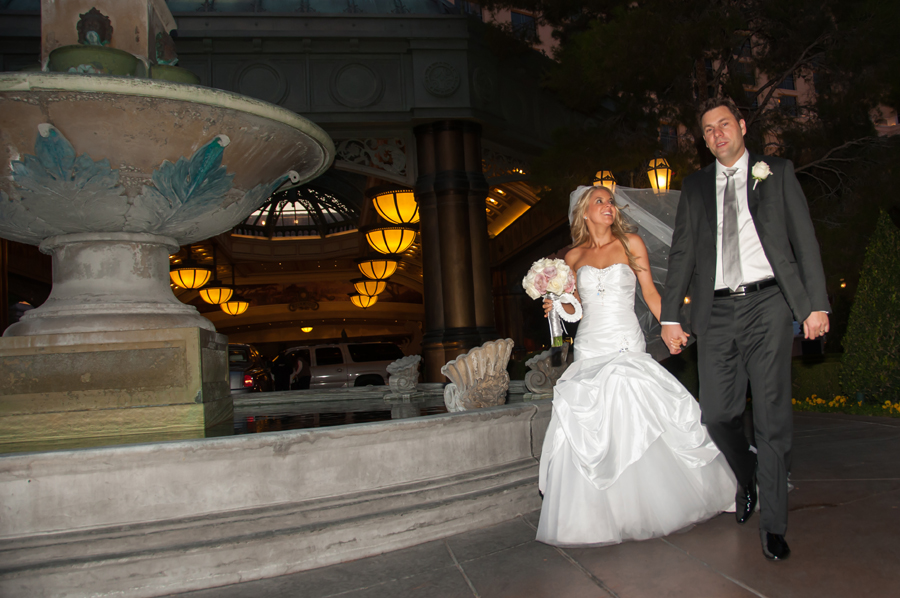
[791,394,900,417]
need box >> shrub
[841,211,900,402]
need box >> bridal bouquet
[522,258,582,347]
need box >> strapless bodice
[574,263,646,359]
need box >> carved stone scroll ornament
[386,354,421,398]
[335,138,407,177]
[524,343,573,395]
[442,339,514,412]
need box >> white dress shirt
[714,150,774,289]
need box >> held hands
[661,323,690,355]
[803,311,830,340]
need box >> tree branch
[794,137,876,174]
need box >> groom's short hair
[697,97,744,127]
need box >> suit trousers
[697,285,793,535]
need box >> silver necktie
[722,167,742,291]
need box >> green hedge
[792,354,842,401]
[841,211,900,402]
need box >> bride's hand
[543,297,553,318]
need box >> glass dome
[235,186,358,239]
[234,169,365,239]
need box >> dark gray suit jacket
[661,153,830,335]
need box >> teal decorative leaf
[7,124,127,234]
[150,135,235,221]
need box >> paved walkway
[170,413,900,598]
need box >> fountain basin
[0,72,333,448]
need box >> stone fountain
[0,0,333,453]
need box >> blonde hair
[570,186,644,272]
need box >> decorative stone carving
[77,8,112,46]
[386,354,421,398]
[330,63,384,108]
[236,62,288,105]
[335,138,407,177]
[424,62,460,97]
[0,126,296,247]
[155,30,178,66]
[482,147,529,181]
[442,339,514,412]
[524,344,573,396]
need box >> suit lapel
[700,162,717,237]
[747,153,762,218]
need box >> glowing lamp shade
[220,296,250,316]
[170,265,211,289]
[198,283,233,305]
[352,278,387,297]
[592,170,617,193]
[647,158,673,193]
[364,225,417,255]
[356,256,399,280]
[350,293,378,309]
[301,326,313,333]
[373,189,419,224]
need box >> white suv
[274,342,405,389]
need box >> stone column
[415,123,447,382]
[462,122,497,343]
[0,239,8,334]
[415,121,489,381]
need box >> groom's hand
[803,311,830,340]
[662,324,690,355]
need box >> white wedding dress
[537,263,736,546]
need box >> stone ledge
[0,460,538,598]
[0,401,552,597]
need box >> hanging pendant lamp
[371,187,419,224]
[350,293,378,309]
[220,264,249,316]
[356,255,399,280]
[352,277,386,297]
[199,244,234,305]
[170,244,212,289]
[363,224,417,255]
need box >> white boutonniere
[751,161,772,190]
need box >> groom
[661,97,830,561]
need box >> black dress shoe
[761,531,791,560]
[735,474,757,525]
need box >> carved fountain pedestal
[0,1,333,453]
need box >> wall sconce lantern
[350,293,378,309]
[169,244,212,289]
[356,256,399,280]
[363,225,417,255]
[301,326,313,333]
[372,188,419,224]
[647,157,673,193]
[352,278,387,297]
[592,170,617,193]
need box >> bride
[536,185,735,546]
